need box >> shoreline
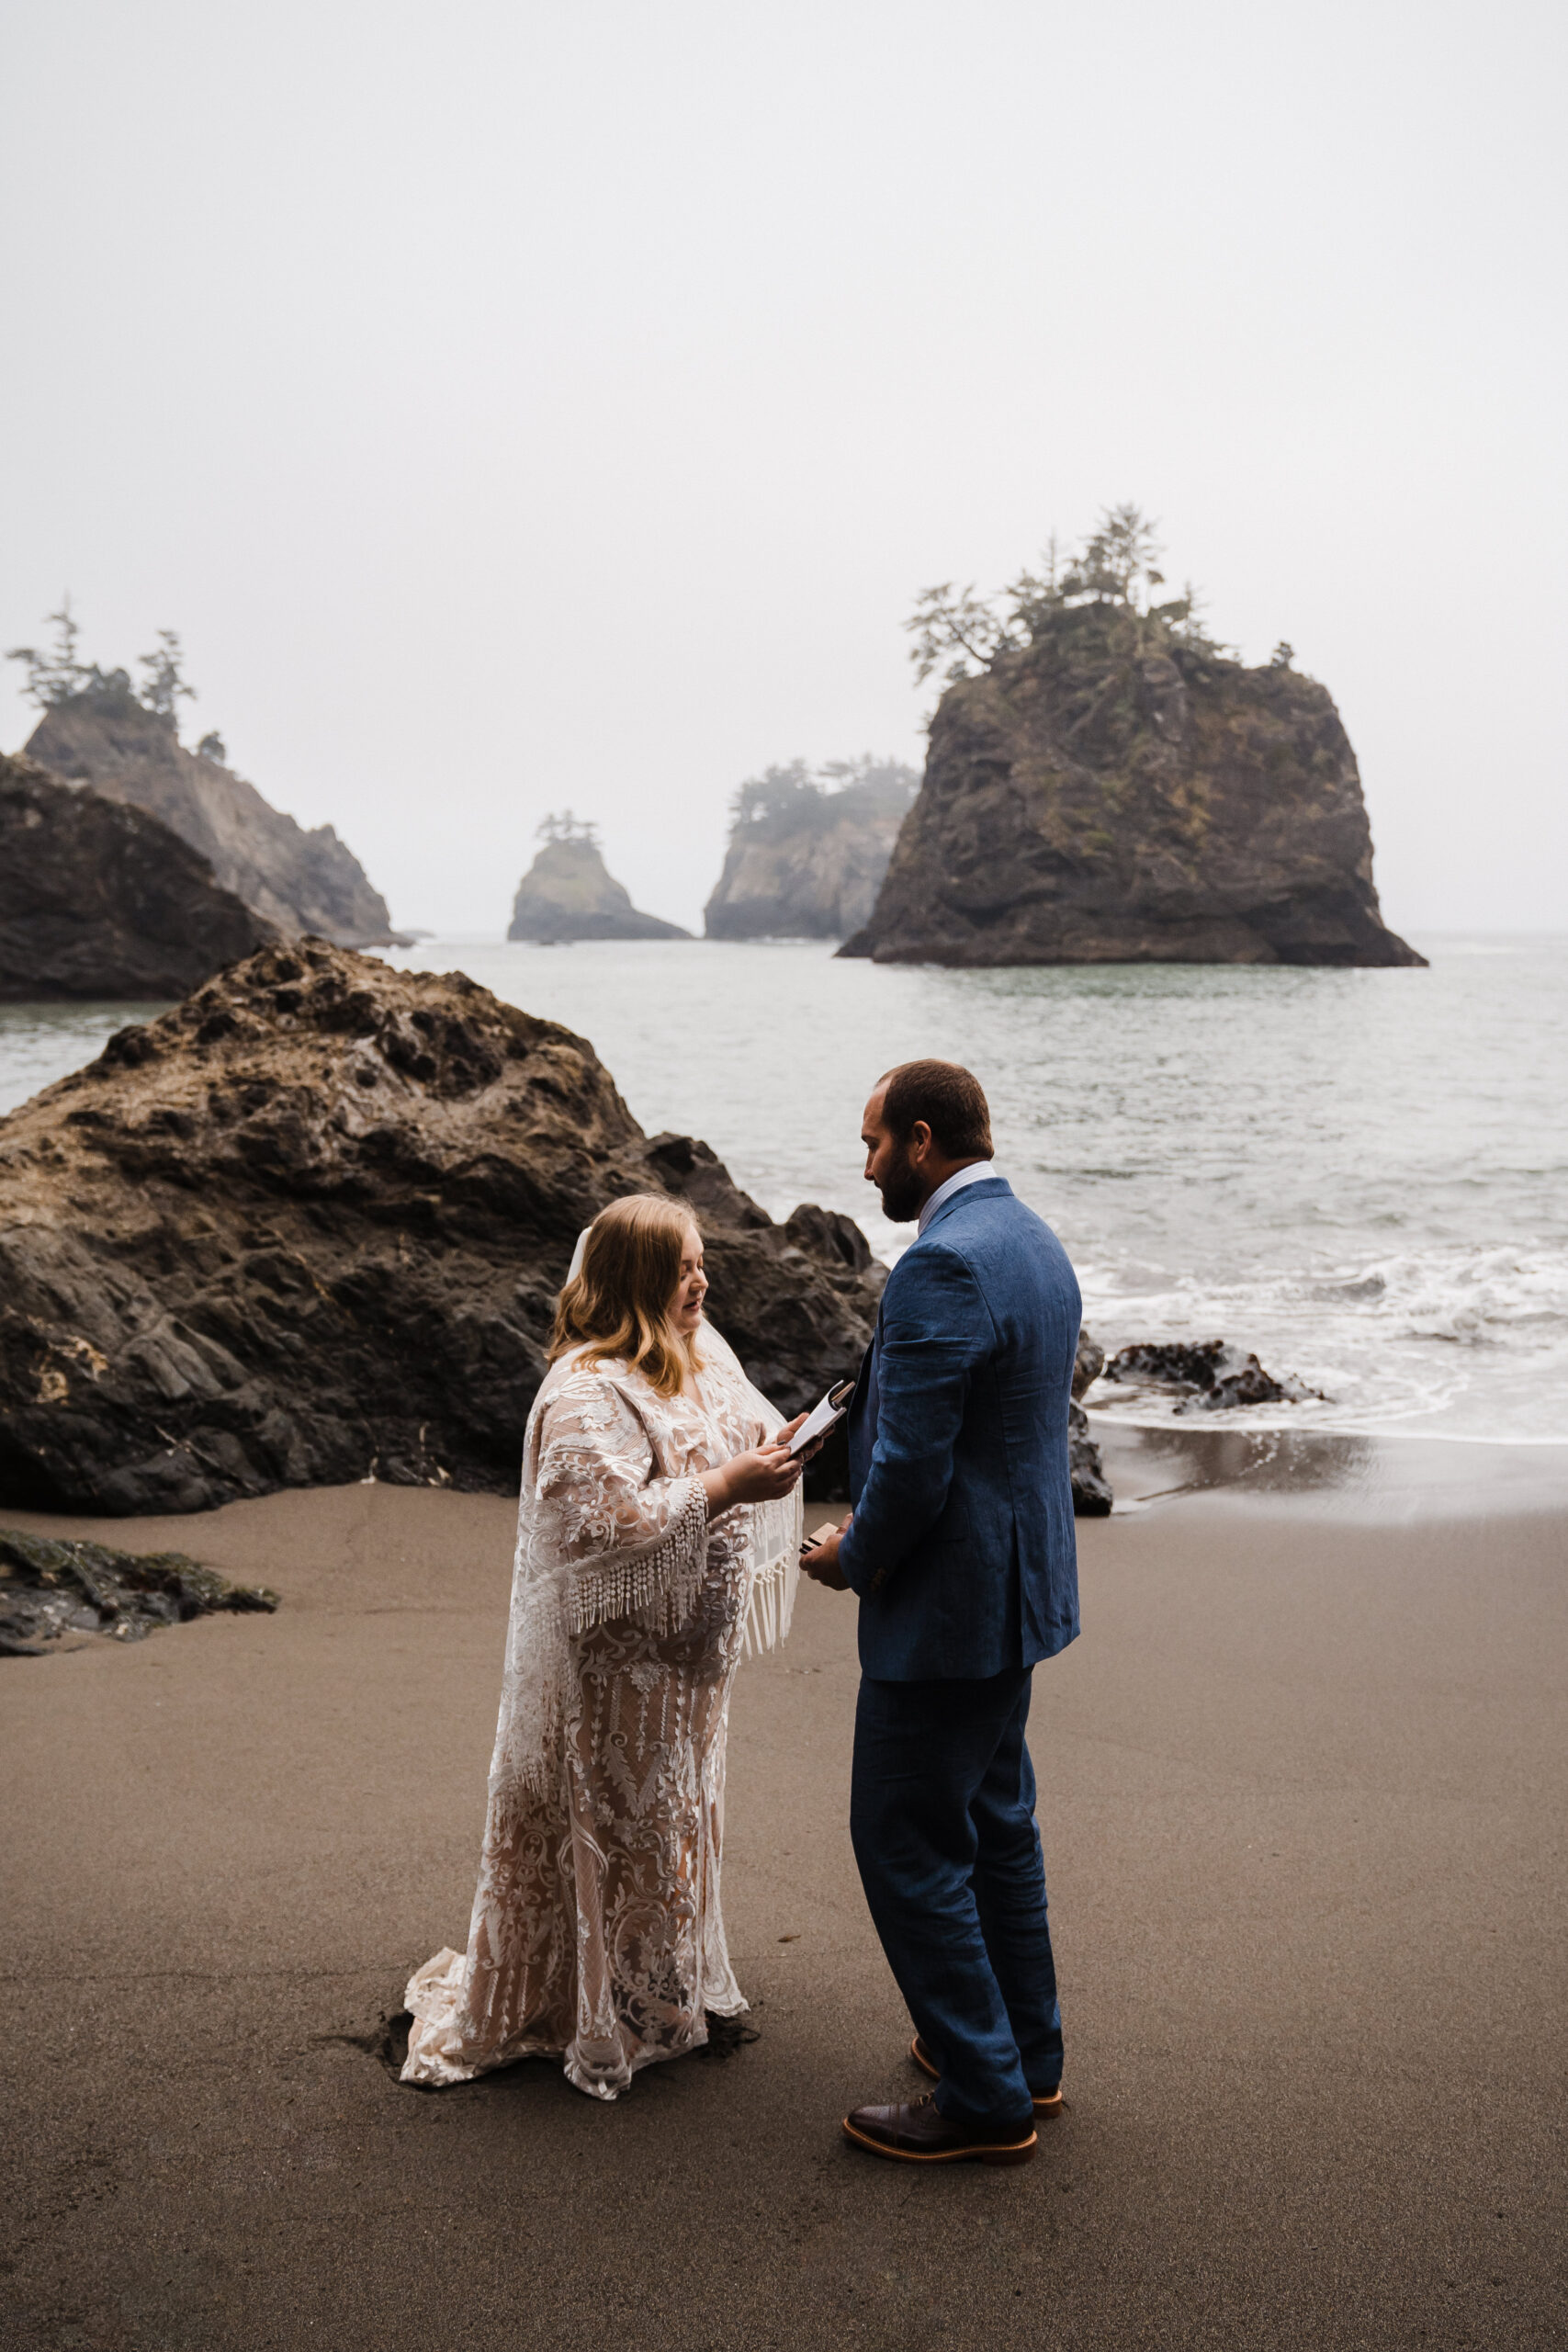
[1089,1417,1568,1520]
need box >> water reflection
[1092,1417,1568,1519]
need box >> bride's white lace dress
[401,1319,799,2100]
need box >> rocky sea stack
[843,515,1422,967]
[1,752,274,1000]
[705,758,919,940]
[509,818,690,942]
[0,942,878,1514]
[26,683,400,947]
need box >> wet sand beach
[3,1433,1566,2350]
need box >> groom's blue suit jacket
[837,1176,1081,1681]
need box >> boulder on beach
[841,566,1423,968]
[0,941,878,1514]
[509,820,690,942]
[1069,1328,1112,1515]
[704,759,918,940]
[0,752,276,1001]
[25,683,401,947]
[0,1528,278,1656]
[1103,1339,1324,1412]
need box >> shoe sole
[841,2115,1038,2165]
[909,2034,1064,2120]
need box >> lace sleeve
[534,1373,708,1634]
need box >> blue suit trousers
[849,1668,1063,2127]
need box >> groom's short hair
[878,1060,993,1160]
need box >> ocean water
[4,935,1565,1443]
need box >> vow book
[787,1379,855,1456]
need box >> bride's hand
[701,1441,802,1514]
[773,1410,824,1460]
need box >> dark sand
[3,1434,1566,2351]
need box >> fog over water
[3,0,1565,938]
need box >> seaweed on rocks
[0,1529,278,1655]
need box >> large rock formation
[25,684,400,947]
[0,942,878,1514]
[705,760,919,940]
[840,606,1422,967]
[509,831,690,942]
[1,753,275,1000]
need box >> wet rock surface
[0,753,274,1000]
[1070,1328,1113,1514]
[1103,1340,1325,1413]
[0,941,883,1514]
[0,1528,278,1656]
[840,604,1424,967]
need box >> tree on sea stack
[136,628,197,729]
[839,508,1424,969]
[704,756,919,940]
[6,595,123,709]
[508,810,691,942]
[536,808,601,846]
[7,602,202,736]
[12,601,398,946]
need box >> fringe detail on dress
[740,1487,802,1657]
[488,1482,709,1812]
[564,1483,709,1638]
[740,1546,799,1657]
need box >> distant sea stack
[705,758,919,940]
[24,682,400,948]
[0,753,274,1000]
[509,815,691,942]
[841,513,1423,968]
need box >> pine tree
[137,629,197,727]
[5,595,92,707]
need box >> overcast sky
[4,0,1564,938]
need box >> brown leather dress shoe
[842,2093,1037,2165]
[910,2033,1065,2119]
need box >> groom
[801,1060,1081,2166]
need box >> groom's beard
[875,1141,926,1225]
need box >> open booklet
[786,1378,856,1456]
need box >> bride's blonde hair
[549,1193,703,1398]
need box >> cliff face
[508,835,690,941]
[705,763,918,940]
[0,753,275,1000]
[840,606,1422,967]
[0,941,878,1513]
[25,687,399,947]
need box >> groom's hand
[800,1515,852,1591]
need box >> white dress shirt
[916,1159,1000,1236]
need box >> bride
[401,1193,808,2101]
